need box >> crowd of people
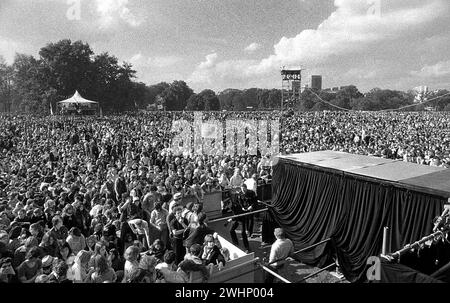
[0,112,274,283]
[0,110,449,283]
[282,111,450,166]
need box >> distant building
[322,85,353,93]
[311,75,322,91]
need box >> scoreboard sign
[281,70,301,81]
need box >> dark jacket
[183,224,214,248]
[203,246,226,267]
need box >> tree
[298,89,315,111]
[129,82,148,110]
[361,89,412,111]
[185,89,220,111]
[0,56,14,112]
[203,90,220,111]
[218,89,242,110]
[333,85,363,110]
[10,40,138,114]
[146,82,170,106]
[12,53,50,113]
[241,88,259,109]
[38,39,94,99]
[266,89,281,109]
[427,89,450,111]
[185,93,200,110]
[90,52,137,112]
[160,80,194,111]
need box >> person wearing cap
[41,255,54,275]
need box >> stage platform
[279,151,450,198]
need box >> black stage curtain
[431,260,450,283]
[379,260,443,283]
[271,160,445,282]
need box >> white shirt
[269,238,294,268]
[244,178,257,193]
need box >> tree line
[0,39,449,114]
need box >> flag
[49,102,53,115]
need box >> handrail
[208,208,269,223]
[297,263,336,283]
[259,264,292,283]
[293,238,331,255]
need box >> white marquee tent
[57,91,100,115]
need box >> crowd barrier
[189,235,258,283]
[179,183,273,220]
[180,191,223,219]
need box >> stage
[271,151,450,282]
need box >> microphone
[433,207,449,232]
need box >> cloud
[189,0,449,90]
[188,53,218,84]
[189,53,262,86]
[130,53,182,68]
[0,36,19,64]
[95,0,144,29]
[411,60,450,78]
[244,42,261,53]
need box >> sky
[0,0,450,93]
